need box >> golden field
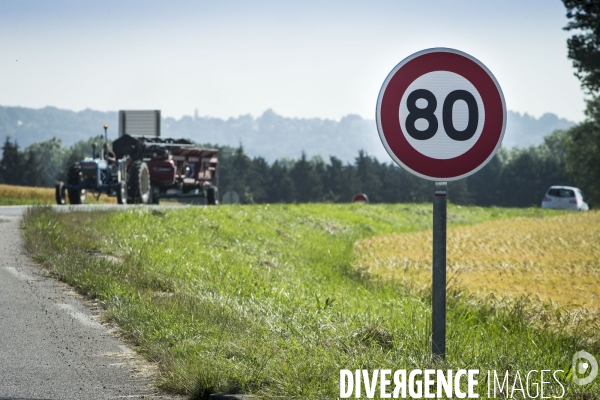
[355,211,600,329]
[0,184,56,202]
[0,184,115,204]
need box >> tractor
[55,115,219,206]
[112,134,219,205]
[55,125,151,205]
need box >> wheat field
[0,184,56,202]
[0,184,116,204]
[355,211,600,321]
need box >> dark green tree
[323,156,345,202]
[0,137,22,185]
[68,135,104,159]
[565,97,600,205]
[561,1,600,207]
[219,144,252,203]
[379,164,404,203]
[310,155,326,201]
[448,178,471,205]
[24,137,70,187]
[290,152,322,202]
[247,157,270,203]
[267,161,295,203]
[355,151,382,202]
[22,148,44,187]
[563,0,600,93]
[465,151,503,206]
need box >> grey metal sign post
[432,182,447,359]
[376,48,506,361]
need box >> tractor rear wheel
[116,181,127,204]
[55,182,66,205]
[67,163,86,205]
[127,161,150,204]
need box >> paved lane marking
[3,266,34,281]
[56,303,104,330]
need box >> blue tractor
[55,125,151,205]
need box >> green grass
[22,204,599,399]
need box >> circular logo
[376,48,506,181]
[573,351,598,386]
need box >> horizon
[0,103,579,125]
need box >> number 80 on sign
[376,48,506,181]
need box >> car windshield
[548,188,575,198]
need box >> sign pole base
[432,181,447,360]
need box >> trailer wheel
[55,182,66,205]
[67,163,86,205]
[206,186,218,206]
[116,181,127,205]
[127,161,151,204]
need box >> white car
[541,186,589,211]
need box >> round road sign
[376,48,506,181]
[352,193,369,203]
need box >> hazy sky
[0,0,588,122]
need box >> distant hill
[162,110,387,163]
[504,111,576,149]
[0,105,577,163]
[0,106,118,150]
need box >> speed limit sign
[376,48,506,360]
[376,48,506,181]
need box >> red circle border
[376,49,506,181]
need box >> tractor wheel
[127,161,150,204]
[67,163,87,205]
[55,182,66,205]
[206,185,218,206]
[116,181,127,205]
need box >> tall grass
[22,204,599,399]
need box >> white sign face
[399,71,485,160]
[376,48,506,181]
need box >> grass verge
[22,204,599,399]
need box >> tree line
[217,129,579,207]
[1,127,583,208]
[0,136,98,190]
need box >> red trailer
[112,134,218,205]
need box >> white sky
[0,0,587,122]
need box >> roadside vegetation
[22,204,599,399]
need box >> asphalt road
[0,205,184,400]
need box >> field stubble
[356,211,600,336]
